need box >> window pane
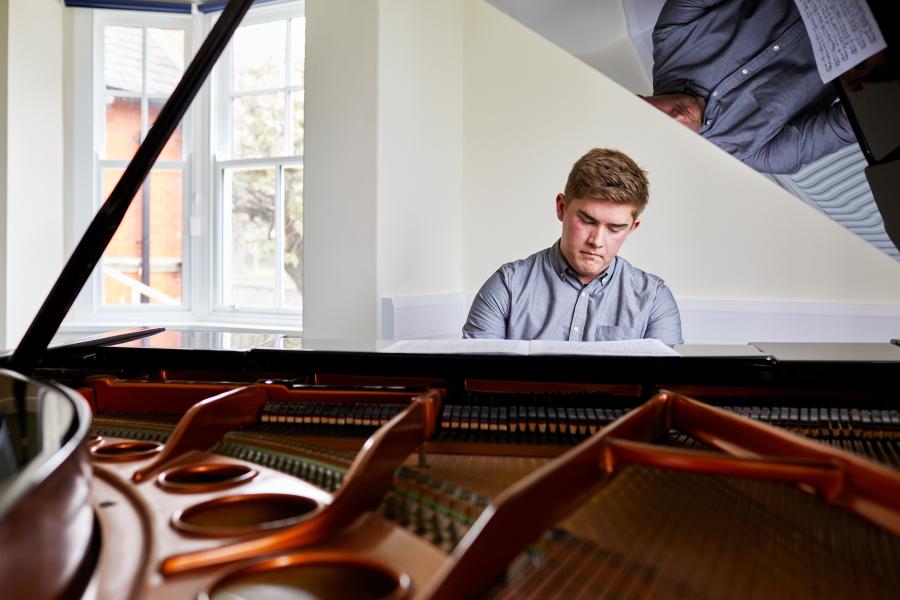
[292,90,304,156]
[226,168,276,307]
[105,95,142,160]
[233,92,285,158]
[101,168,184,306]
[148,169,184,304]
[284,167,303,308]
[290,17,305,86]
[105,26,142,94]
[102,168,144,305]
[233,21,286,93]
[146,28,184,95]
[149,98,183,161]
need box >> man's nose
[588,229,604,248]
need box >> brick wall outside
[102,96,184,305]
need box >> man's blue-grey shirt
[653,0,856,173]
[462,242,683,346]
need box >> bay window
[69,0,304,331]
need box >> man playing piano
[462,148,683,346]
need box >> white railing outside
[102,265,180,305]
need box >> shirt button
[773,45,780,51]
[705,119,711,125]
[712,91,718,97]
[573,326,579,332]
[742,68,749,75]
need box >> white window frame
[64,1,303,333]
[209,1,304,324]
[94,10,193,316]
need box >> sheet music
[527,338,680,357]
[381,338,529,355]
[381,338,679,357]
[793,0,886,83]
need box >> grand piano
[1,1,899,598]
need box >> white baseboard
[678,299,900,344]
[380,293,474,340]
[381,294,900,344]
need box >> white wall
[304,0,465,339]
[376,0,463,300]
[461,0,900,307]
[0,0,66,349]
[0,0,8,349]
[302,0,379,339]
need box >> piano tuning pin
[446,518,461,546]
[383,495,398,519]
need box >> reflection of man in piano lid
[640,92,706,132]
[642,0,856,174]
[462,148,683,346]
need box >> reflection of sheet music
[381,338,679,357]
[527,339,679,357]
[382,339,529,354]
[793,0,886,83]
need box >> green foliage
[229,53,304,301]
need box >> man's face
[643,93,706,132]
[556,194,640,285]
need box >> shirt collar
[549,240,616,288]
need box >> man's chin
[575,263,605,280]
[579,256,605,269]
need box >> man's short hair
[563,148,649,218]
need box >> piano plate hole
[204,553,409,600]
[172,493,321,537]
[158,463,258,493]
[90,440,163,462]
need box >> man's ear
[556,193,566,221]
[630,218,641,233]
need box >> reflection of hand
[840,51,888,92]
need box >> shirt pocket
[593,325,640,341]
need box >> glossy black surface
[15,326,898,393]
